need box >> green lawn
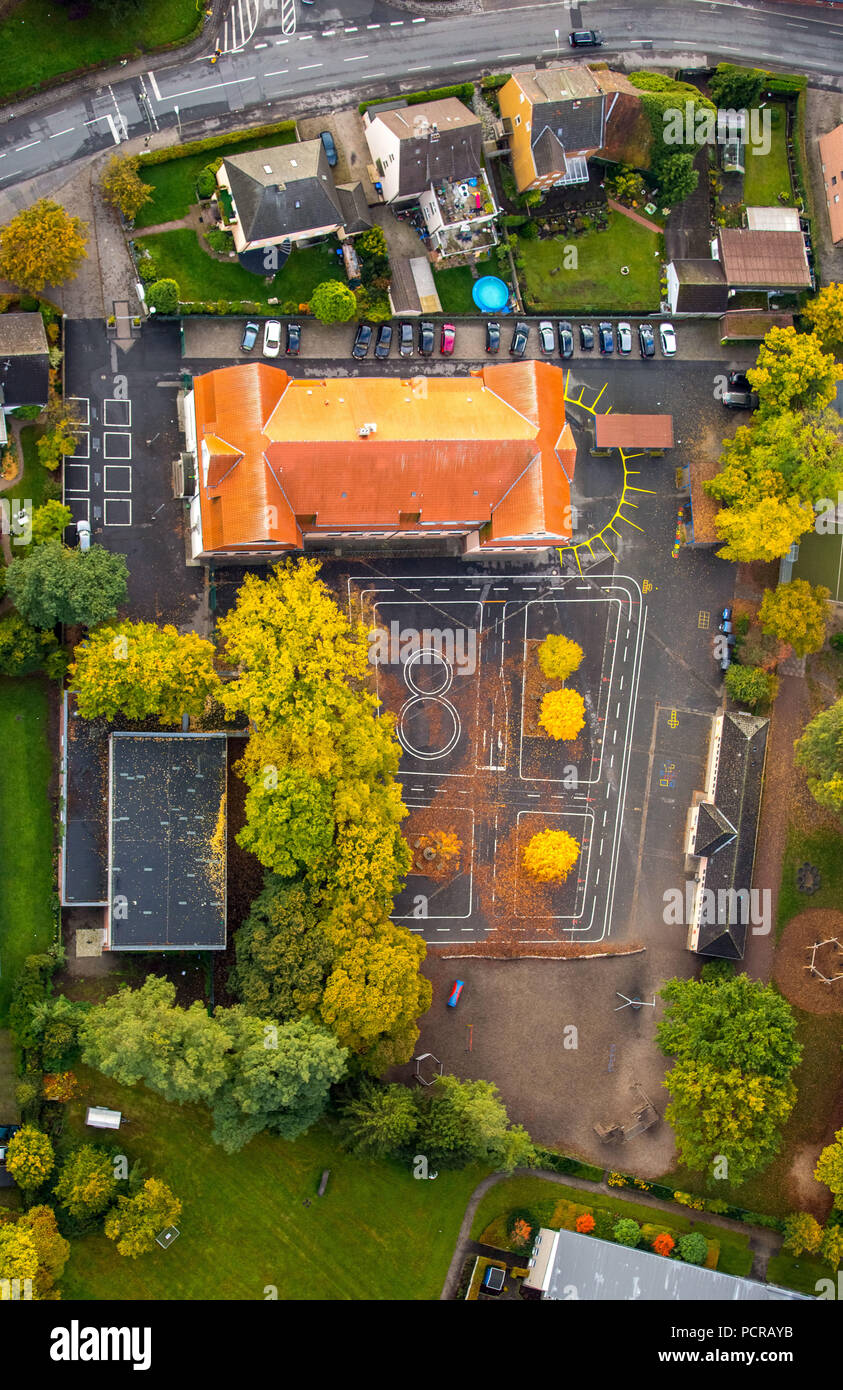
[743,104,793,208]
[519,213,662,313]
[134,129,298,229]
[777,825,843,935]
[767,1252,826,1297]
[61,1066,483,1300]
[0,678,55,1023]
[469,1176,754,1278]
[433,265,479,316]
[0,0,200,103]
[18,424,59,511]
[135,231,345,309]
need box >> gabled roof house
[217,140,371,255]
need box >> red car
[440,322,456,355]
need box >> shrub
[147,279,180,315]
[196,164,218,199]
[652,1232,675,1257]
[677,1232,708,1265]
[310,280,357,324]
[508,1208,537,1249]
[137,258,159,284]
[576,1213,595,1234]
[204,228,234,254]
[830,632,843,653]
[593,1208,615,1240]
[613,1218,641,1248]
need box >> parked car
[352,322,372,359]
[285,322,301,355]
[510,321,530,357]
[723,390,759,410]
[240,320,260,353]
[399,321,414,357]
[538,320,555,354]
[263,318,282,358]
[727,370,751,391]
[319,130,338,167]
[485,320,501,354]
[659,321,677,356]
[447,980,465,1008]
[76,519,91,553]
[440,321,456,355]
[569,28,602,46]
[418,320,435,356]
[598,321,614,355]
[579,323,595,352]
[617,321,633,354]
[374,323,392,359]
[719,605,733,636]
[638,322,655,358]
[557,320,574,359]
[718,643,732,674]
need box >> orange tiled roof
[192,359,576,552]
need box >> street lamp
[174,104,181,137]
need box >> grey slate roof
[544,1227,806,1301]
[671,259,729,313]
[0,311,49,408]
[336,182,373,234]
[693,801,736,858]
[224,141,344,242]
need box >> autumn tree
[0,1222,39,1293]
[664,1062,795,1183]
[759,580,831,658]
[782,1211,823,1256]
[522,828,580,884]
[539,687,586,740]
[706,410,843,512]
[100,155,152,221]
[339,1081,420,1158]
[6,540,128,629]
[416,1074,536,1170]
[576,1213,596,1235]
[54,1145,118,1221]
[794,697,843,814]
[803,282,843,357]
[713,494,815,563]
[104,1178,182,1258]
[18,1206,70,1297]
[724,664,778,710]
[69,620,220,724]
[652,1232,675,1257]
[748,325,843,415]
[0,612,60,677]
[537,633,584,681]
[4,1126,55,1190]
[309,280,358,323]
[814,1127,843,1208]
[820,1225,843,1271]
[0,198,88,293]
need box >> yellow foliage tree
[69,620,221,725]
[537,633,584,681]
[539,688,586,741]
[713,494,815,563]
[523,829,581,883]
[4,1126,54,1191]
[758,579,831,658]
[0,198,88,293]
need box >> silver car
[538,320,555,354]
[617,322,633,354]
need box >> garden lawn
[134,128,298,229]
[135,231,344,308]
[0,0,199,103]
[469,1176,753,1277]
[519,213,662,313]
[18,424,57,511]
[767,1252,827,1297]
[777,825,843,934]
[433,265,478,316]
[742,104,793,208]
[60,1066,483,1301]
[0,678,55,1023]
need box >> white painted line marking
[254,41,269,48]
[299,63,323,69]
[16,140,41,151]
[147,70,163,101]
[367,23,380,28]
[602,809,607,827]
[298,33,313,40]
[599,838,604,855]
[49,128,75,139]
[343,54,369,61]
[412,16,426,21]
[407,64,430,70]
[362,72,386,78]
[266,69,289,76]
[276,38,289,44]
[390,20,403,24]
[499,52,522,57]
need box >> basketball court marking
[69,432,90,459]
[66,396,90,426]
[104,464,132,492]
[104,497,132,526]
[64,462,90,492]
[103,433,132,460]
[103,398,131,427]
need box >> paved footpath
[439,1166,784,1300]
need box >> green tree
[656,151,699,206]
[104,1178,181,1258]
[708,63,767,109]
[68,620,220,724]
[0,198,88,293]
[339,1081,420,1158]
[664,1062,795,1184]
[0,612,59,676]
[228,876,333,1021]
[794,697,843,815]
[37,420,78,471]
[657,973,801,1082]
[100,154,153,221]
[79,975,230,1106]
[782,1211,823,1256]
[803,282,843,357]
[677,1232,708,1266]
[4,1126,55,1190]
[713,494,815,563]
[54,1145,118,1221]
[31,501,72,545]
[210,1009,347,1153]
[814,1127,843,1208]
[707,410,843,512]
[612,1218,641,1248]
[147,278,180,315]
[820,1225,843,1271]
[748,326,843,414]
[759,580,831,657]
[417,1074,536,1170]
[724,664,778,709]
[5,540,128,629]
[309,280,358,324]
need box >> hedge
[481,74,510,91]
[359,82,474,115]
[534,1147,604,1183]
[138,118,297,167]
[764,72,807,95]
[610,1171,785,1231]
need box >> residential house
[666,225,811,314]
[0,312,50,444]
[818,123,843,244]
[184,359,577,561]
[497,66,644,194]
[217,139,371,258]
[363,99,498,258]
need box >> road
[1,0,842,193]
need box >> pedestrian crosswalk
[221,0,266,53]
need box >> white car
[538,320,555,354]
[660,322,677,356]
[263,319,282,358]
[617,321,633,354]
[76,519,91,552]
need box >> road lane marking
[265,70,289,76]
[343,54,369,61]
[299,62,323,69]
[16,140,41,151]
[49,128,75,139]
